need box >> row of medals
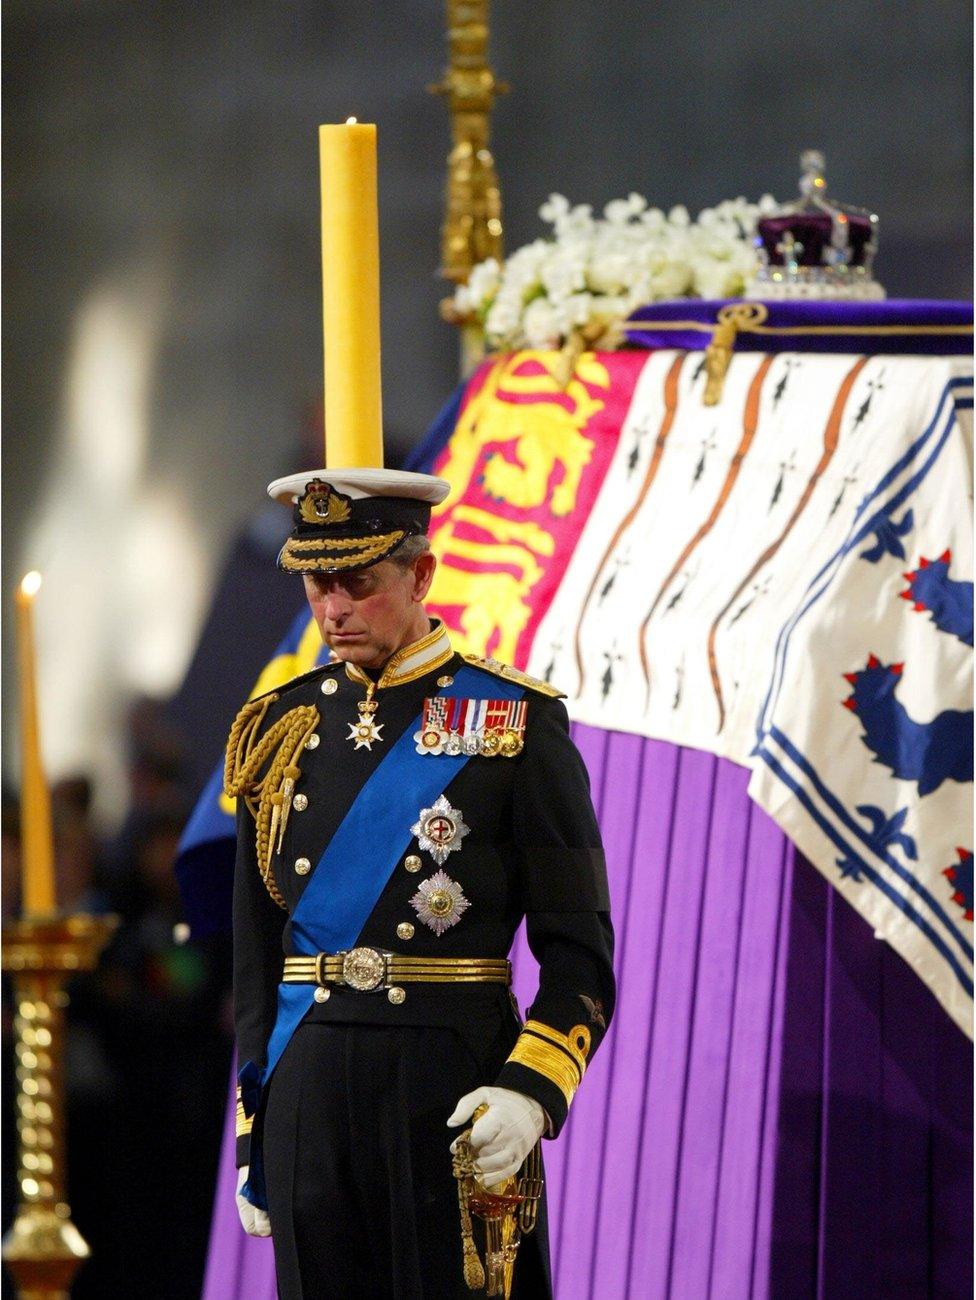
[417,725,524,758]
[341,677,524,758]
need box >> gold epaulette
[505,1020,592,1107]
[223,691,320,910]
[462,654,566,699]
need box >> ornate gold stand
[431,0,508,376]
[2,914,118,1300]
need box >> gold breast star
[347,717,384,750]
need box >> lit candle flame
[345,116,358,125]
[14,566,56,915]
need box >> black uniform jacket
[230,623,615,1167]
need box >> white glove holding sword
[447,1086,546,1188]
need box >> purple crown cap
[747,151,883,300]
[756,150,878,271]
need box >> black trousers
[262,1020,551,1300]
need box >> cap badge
[299,480,352,526]
[410,795,469,866]
[410,870,470,936]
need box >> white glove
[447,1086,546,1190]
[236,1165,272,1237]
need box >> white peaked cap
[268,467,450,505]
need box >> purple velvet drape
[773,847,972,1299]
[203,725,971,1299]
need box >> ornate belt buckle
[341,946,388,992]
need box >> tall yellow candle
[319,119,384,468]
[14,573,57,917]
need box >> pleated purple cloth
[202,727,972,1299]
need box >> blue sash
[241,664,524,1206]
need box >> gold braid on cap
[224,695,320,908]
[279,530,407,572]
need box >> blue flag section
[174,384,465,936]
[175,606,331,935]
[401,381,465,471]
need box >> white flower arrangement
[453,191,779,352]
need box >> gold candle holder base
[2,913,118,1300]
[3,1211,90,1300]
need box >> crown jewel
[745,151,884,301]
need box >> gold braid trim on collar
[343,619,454,690]
[224,695,320,909]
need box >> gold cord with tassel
[224,695,320,907]
[703,302,769,405]
[453,1110,488,1291]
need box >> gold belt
[283,947,511,993]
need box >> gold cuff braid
[235,1088,253,1138]
[505,1019,589,1108]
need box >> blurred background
[2,1,971,1294]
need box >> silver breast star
[410,794,469,866]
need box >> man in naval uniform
[228,468,615,1299]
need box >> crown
[745,151,884,301]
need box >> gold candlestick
[2,913,118,1300]
[430,0,508,376]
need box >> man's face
[302,552,437,670]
